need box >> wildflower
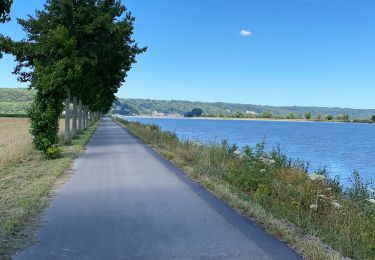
[367,199,375,205]
[309,204,318,210]
[234,150,241,155]
[260,169,266,173]
[269,159,275,164]
[318,194,327,199]
[309,174,325,181]
[331,201,342,209]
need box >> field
[114,117,375,260]
[0,118,66,166]
[0,117,97,256]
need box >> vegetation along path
[14,118,300,259]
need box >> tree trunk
[83,106,86,130]
[64,95,70,143]
[84,106,88,129]
[72,96,77,138]
[78,99,83,132]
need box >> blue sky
[1,0,374,109]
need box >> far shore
[119,115,355,124]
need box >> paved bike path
[14,118,301,259]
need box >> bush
[45,145,62,159]
[262,111,273,118]
[371,115,375,122]
[185,108,203,117]
[28,89,64,154]
[326,115,333,120]
[304,111,311,120]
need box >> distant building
[245,111,257,115]
[152,111,165,117]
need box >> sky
[0,0,374,109]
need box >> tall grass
[114,117,375,260]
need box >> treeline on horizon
[114,98,375,122]
[2,88,375,121]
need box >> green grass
[0,122,99,256]
[113,117,375,260]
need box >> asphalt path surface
[14,118,301,260]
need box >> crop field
[0,118,65,167]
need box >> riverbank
[0,119,99,256]
[113,117,375,260]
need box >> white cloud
[240,29,252,37]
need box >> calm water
[123,116,375,184]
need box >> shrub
[304,111,311,120]
[45,145,62,159]
[262,111,273,118]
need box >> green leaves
[0,0,12,23]
[3,0,145,154]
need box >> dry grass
[0,118,32,167]
[0,118,66,167]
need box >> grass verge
[113,117,375,260]
[0,121,99,257]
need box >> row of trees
[0,0,145,156]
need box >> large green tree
[1,0,145,155]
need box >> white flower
[331,201,342,208]
[260,169,266,173]
[318,194,327,199]
[269,159,276,164]
[310,174,325,181]
[367,199,375,205]
[234,150,241,155]
[310,204,318,210]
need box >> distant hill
[0,88,35,102]
[115,98,375,119]
[0,88,35,114]
[1,88,374,119]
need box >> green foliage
[0,113,28,118]
[326,115,333,120]
[372,115,375,121]
[45,145,62,159]
[0,0,12,23]
[0,88,35,102]
[304,111,311,120]
[234,111,244,118]
[28,93,63,152]
[286,113,296,119]
[336,114,350,121]
[185,108,203,117]
[1,1,145,154]
[262,111,273,118]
